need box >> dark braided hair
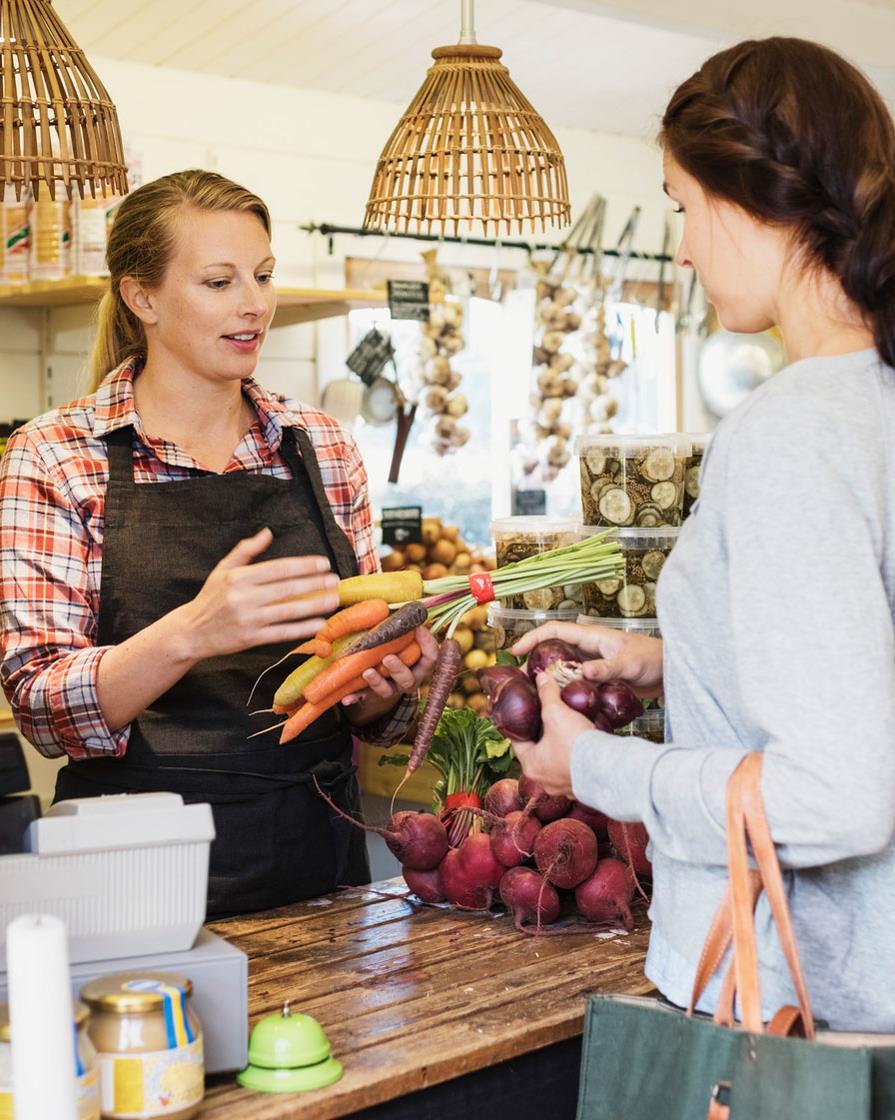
[661,37,895,366]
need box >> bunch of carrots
[259,598,421,744]
[254,592,464,793]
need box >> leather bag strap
[688,752,815,1039]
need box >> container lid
[575,433,692,455]
[1,1000,90,1040]
[680,431,712,450]
[490,516,578,538]
[80,972,193,1014]
[487,606,579,624]
[614,527,680,546]
[576,615,661,632]
[28,792,216,857]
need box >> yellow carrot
[273,631,363,710]
[335,571,423,606]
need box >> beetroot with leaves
[499,866,561,931]
[608,819,652,878]
[575,858,636,931]
[440,832,505,911]
[489,810,542,868]
[519,774,571,822]
[568,801,610,840]
[402,865,446,903]
[533,818,598,889]
[484,778,523,817]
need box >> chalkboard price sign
[512,489,547,516]
[387,280,430,321]
[381,505,423,546]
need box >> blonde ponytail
[87,170,271,394]
[88,290,147,393]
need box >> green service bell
[237,1002,344,1093]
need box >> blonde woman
[0,170,437,917]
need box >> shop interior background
[2,0,893,803]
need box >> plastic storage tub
[490,516,580,610]
[576,615,662,639]
[681,432,712,518]
[0,792,215,964]
[578,527,678,618]
[487,606,579,650]
[577,434,692,527]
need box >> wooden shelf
[0,276,109,307]
[0,278,387,325]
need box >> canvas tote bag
[576,752,895,1120]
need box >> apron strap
[104,424,137,484]
[286,426,359,581]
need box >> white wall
[0,55,669,419]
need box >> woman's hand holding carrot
[341,625,440,726]
[174,527,340,662]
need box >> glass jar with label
[0,1000,100,1120]
[80,972,204,1120]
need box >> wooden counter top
[202,880,653,1119]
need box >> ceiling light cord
[459,0,477,45]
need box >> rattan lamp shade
[1,0,128,200]
[364,42,571,236]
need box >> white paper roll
[6,914,77,1120]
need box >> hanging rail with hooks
[299,222,673,263]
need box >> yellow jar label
[0,1088,12,1120]
[97,1038,203,1118]
[78,1064,100,1120]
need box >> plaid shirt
[0,358,415,759]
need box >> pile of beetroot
[392,774,650,933]
[315,635,655,934]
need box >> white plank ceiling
[54,0,895,136]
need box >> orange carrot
[280,643,422,744]
[304,632,416,705]
[317,599,390,645]
[279,678,365,743]
[295,638,332,658]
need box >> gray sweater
[571,348,895,1031]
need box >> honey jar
[80,973,203,1120]
[0,1000,100,1120]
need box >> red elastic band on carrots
[445,791,483,811]
[468,572,495,605]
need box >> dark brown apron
[54,422,370,917]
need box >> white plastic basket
[0,792,214,965]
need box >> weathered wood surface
[201,879,653,1119]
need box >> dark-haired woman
[512,37,895,1030]
[0,170,438,916]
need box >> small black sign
[387,279,430,321]
[512,488,547,516]
[381,505,423,546]
[346,328,395,387]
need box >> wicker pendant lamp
[1,0,128,200]
[364,0,571,236]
